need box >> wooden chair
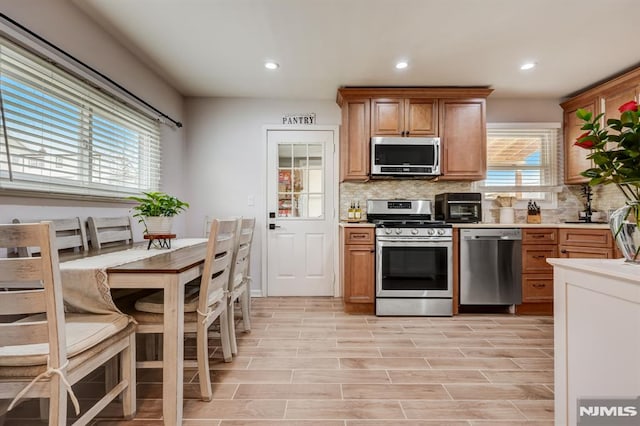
[87,216,134,249]
[0,222,136,425]
[128,218,237,401]
[227,217,256,355]
[11,217,88,257]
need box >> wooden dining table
[60,240,208,426]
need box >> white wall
[0,0,188,238]
[184,97,341,293]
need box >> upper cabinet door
[405,98,438,136]
[340,98,370,182]
[371,98,404,136]
[563,99,596,184]
[439,99,486,180]
[371,98,438,137]
[601,83,640,128]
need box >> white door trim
[258,124,340,298]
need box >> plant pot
[144,216,174,235]
[609,201,640,263]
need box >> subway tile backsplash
[340,180,627,224]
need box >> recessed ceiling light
[520,62,536,70]
[265,61,279,70]
[395,61,408,70]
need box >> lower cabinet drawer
[522,245,557,273]
[522,274,553,302]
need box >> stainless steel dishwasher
[460,228,522,305]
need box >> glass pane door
[277,143,324,218]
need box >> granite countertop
[548,258,640,284]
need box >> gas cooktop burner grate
[370,219,451,228]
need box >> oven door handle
[376,237,452,244]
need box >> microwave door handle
[435,143,440,171]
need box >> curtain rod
[0,13,183,128]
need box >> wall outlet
[247,195,255,206]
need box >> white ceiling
[74,0,640,101]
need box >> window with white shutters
[0,37,161,198]
[475,123,561,203]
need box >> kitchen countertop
[452,223,611,229]
[339,221,610,229]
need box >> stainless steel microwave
[370,136,440,177]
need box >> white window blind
[475,123,561,201]
[0,36,161,198]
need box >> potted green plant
[574,100,640,262]
[128,191,190,235]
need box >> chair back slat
[0,289,46,314]
[199,218,238,313]
[12,217,88,256]
[229,218,256,291]
[0,321,49,346]
[0,222,68,367]
[87,216,134,249]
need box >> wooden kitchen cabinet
[337,88,492,182]
[562,99,596,184]
[339,98,370,181]
[558,228,619,259]
[438,99,487,180]
[340,226,375,314]
[371,98,438,137]
[518,228,557,314]
[561,66,640,185]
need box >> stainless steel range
[367,199,453,316]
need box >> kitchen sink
[563,221,608,224]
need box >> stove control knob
[395,228,402,235]
[411,228,419,235]
[426,228,435,236]
[385,228,393,235]
[437,229,445,236]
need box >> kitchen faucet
[580,184,593,222]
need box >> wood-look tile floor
[3,297,555,425]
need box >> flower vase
[609,201,640,263]
[144,216,173,235]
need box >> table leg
[163,275,185,425]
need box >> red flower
[574,139,594,149]
[574,132,594,149]
[618,100,638,113]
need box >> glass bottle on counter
[354,201,362,220]
[348,201,355,221]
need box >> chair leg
[196,321,213,401]
[227,296,238,356]
[104,358,119,397]
[49,375,67,426]
[121,332,137,419]
[240,288,251,332]
[219,308,233,363]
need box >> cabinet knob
[560,249,567,254]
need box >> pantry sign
[282,113,316,125]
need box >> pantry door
[266,128,336,296]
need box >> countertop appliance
[434,192,482,223]
[370,137,440,177]
[367,199,452,316]
[459,228,522,305]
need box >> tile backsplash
[340,180,629,224]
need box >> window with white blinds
[475,123,561,201]
[0,37,161,198]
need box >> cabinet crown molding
[560,66,640,109]
[336,87,493,106]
